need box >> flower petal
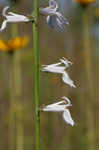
[42,66,65,73]
[47,15,66,31]
[62,71,76,88]
[62,96,72,106]
[42,103,66,112]
[60,57,73,68]
[0,20,7,32]
[47,15,57,29]
[2,6,9,17]
[56,12,69,25]
[47,100,66,107]
[40,0,69,31]
[42,61,65,74]
[39,7,54,16]
[62,109,75,126]
[56,17,65,31]
[7,12,29,22]
[49,0,58,9]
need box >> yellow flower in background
[95,8,99,17]
[0,36,29,52]
[73,0,96,4]
[0,40,8,51]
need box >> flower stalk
[82,7,95,150]
[8,51,16,150]
[33,0,40,150]
[9,22,24,150]
[12,24,23,150]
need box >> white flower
[40,0,69,31]
[42,57,76,88]
[0,6,30,32]
[41,96,75,126]
[42,57,71,73]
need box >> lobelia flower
[40,0,69,31]
[0,6,30,32]
[42,57,72,73]
[41,96,75,126]
[42,57,76,88]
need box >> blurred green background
[0,0,99,150]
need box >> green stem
[82,7,95,150]
[33,0,40,150]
